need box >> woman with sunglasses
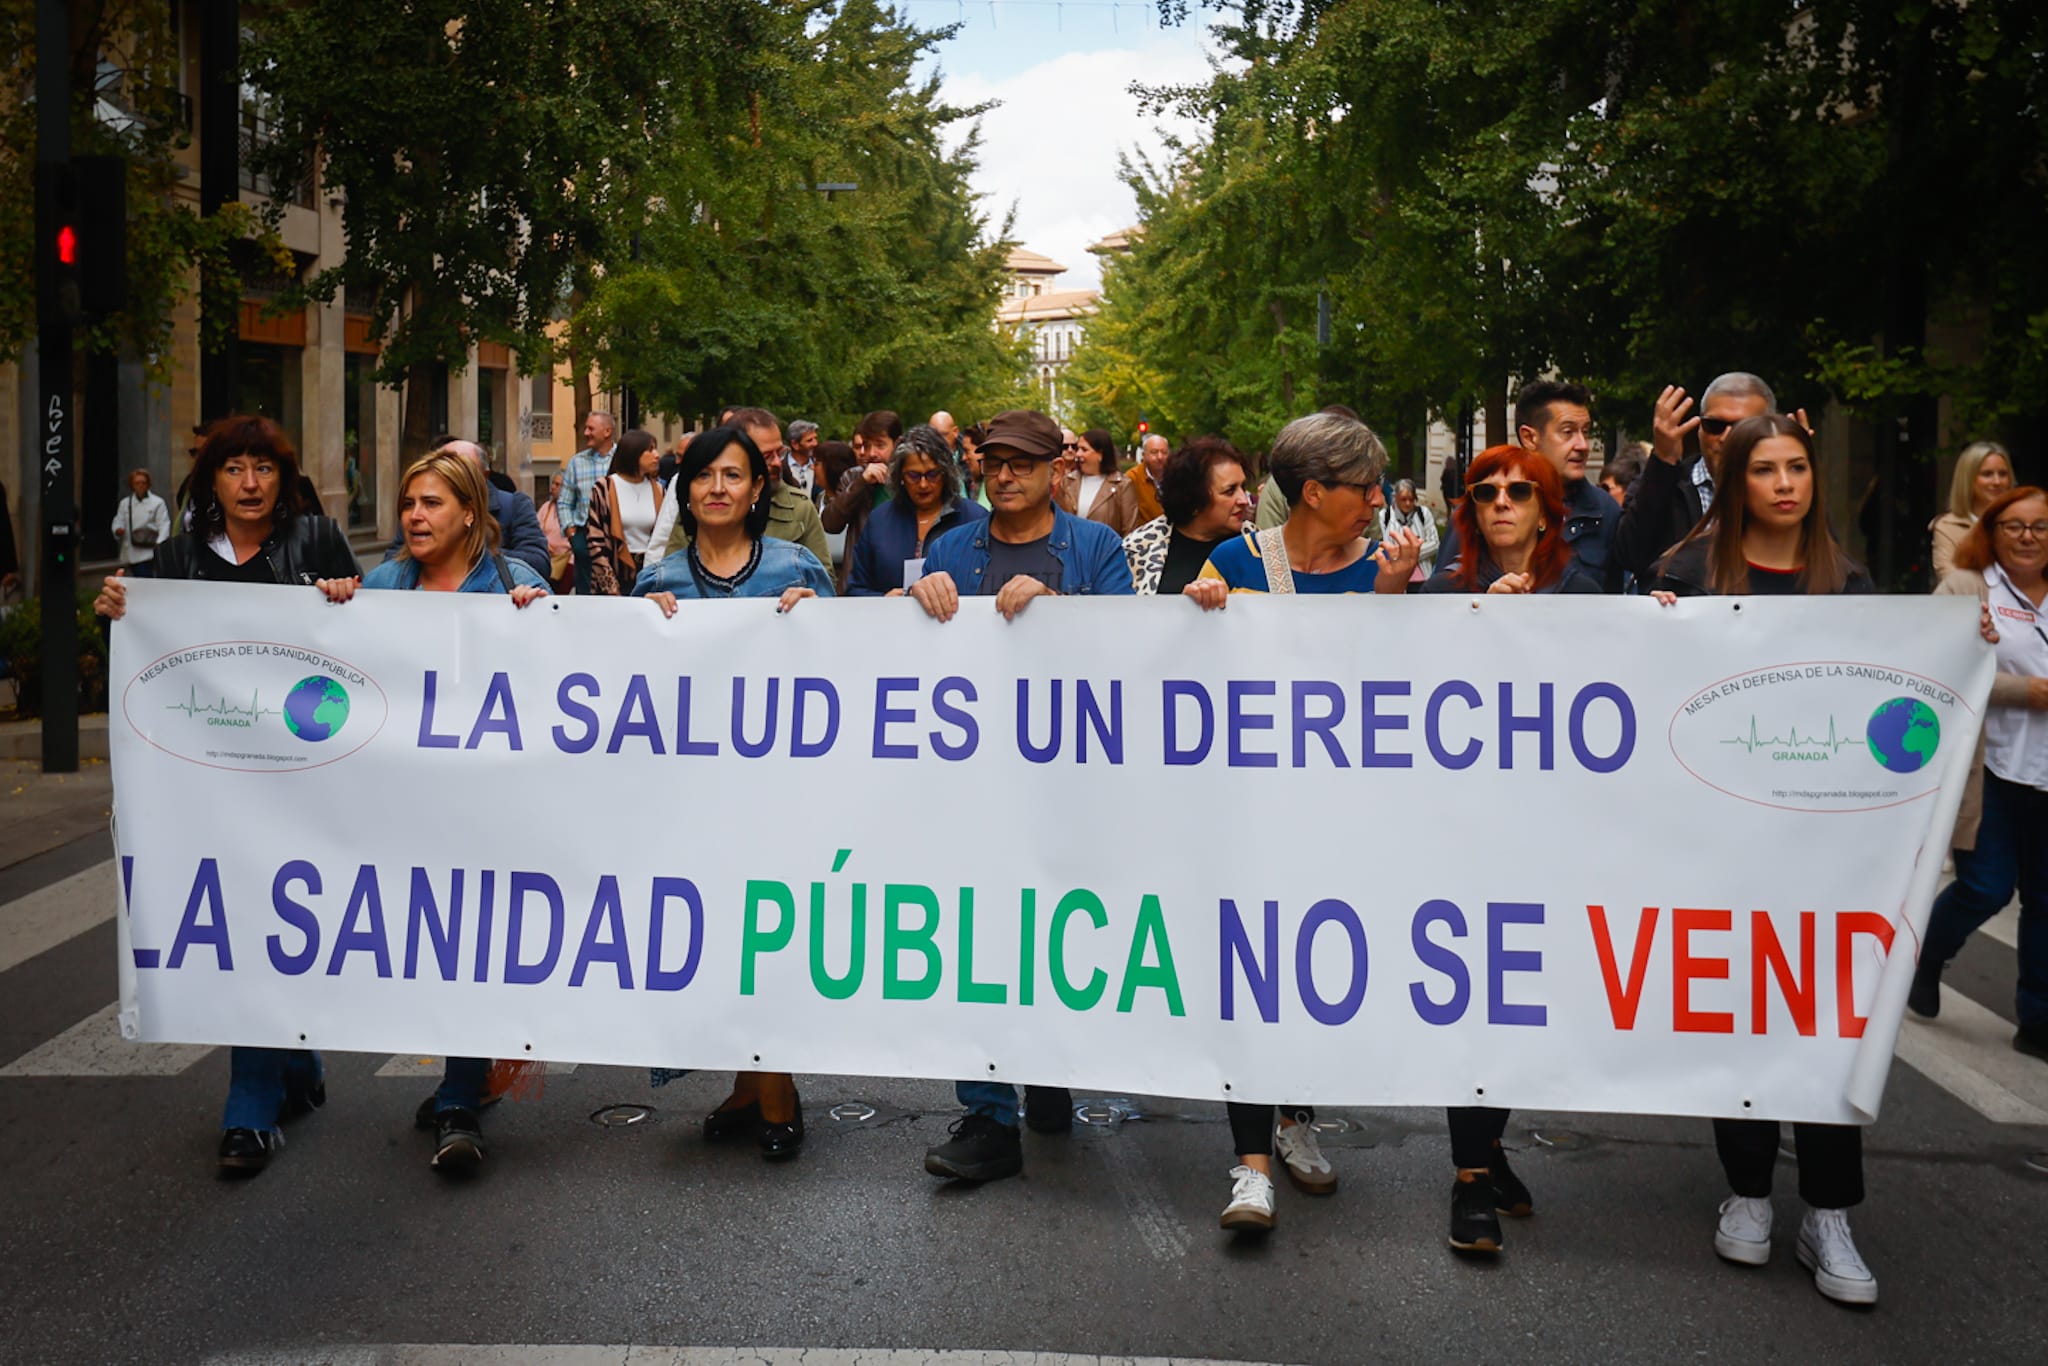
[1651,414,1880,1306]
[847,424,989,595]
[1424,446,1600,599]
[1408,446,1586,1255]
[1913,485,2048,1061]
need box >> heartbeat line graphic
[164,685,279,722]
[1720,716,1860,754]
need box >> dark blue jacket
[848,495,990,596]
[1439,476,1620,593]
[922,504,1135,597]
[385,485,552,583]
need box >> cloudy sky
[914,3,1221,290]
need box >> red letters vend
[1587,906,1897,1040]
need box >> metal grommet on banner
[523,1043,533,1052]
[1469,599,1481,611]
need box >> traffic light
[1137,415,1149,434]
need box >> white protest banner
[110,580,1993,1123]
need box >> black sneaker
[924,1113,1023,1182]
[1449,1176,1503,1254]
[1491,1146,1533,1217]
[1907,959,1942,1019]
[431,1107,485,1174]
[2015,1026,2048,1065]
[217,1127,281,1177]
[1024,1085,1073,1134]
[414,1087,506,1130]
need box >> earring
[465,518,474,528]
[1538,522,1547,532]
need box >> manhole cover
[829,1102,877,1122]
[1309,1117,1356,1135]
[1075,1103,1126,1126]
[591,1104,652,1128]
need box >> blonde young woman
[1929,441,2015,579]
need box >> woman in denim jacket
[632,424,830,1160]
[632,425,834,611]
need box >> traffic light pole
[35,0,78,774]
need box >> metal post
[198,1,241,423]
[36,0,78,772]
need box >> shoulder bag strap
[1253,526,1295,595]
[493,552,516,592]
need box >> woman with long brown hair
[1652,414,1879,1305]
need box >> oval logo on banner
[122,640,389,772]
[1666,661,1963,812]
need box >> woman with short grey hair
[1193,411,1421,598]
[847,424,989,595]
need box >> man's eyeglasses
[983,453,1052,478]
[1469,481,1537,505]
[1995,520,2048,540]
[1061,442,1080,451]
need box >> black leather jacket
[151,516,362,585]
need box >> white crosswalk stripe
[0,858,116,974]
[0,1002,213,1077]
[203,1349,1299,1366]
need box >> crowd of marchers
[90,376,2046,1310]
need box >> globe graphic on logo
[283,675,350,742]
[1865,696,1939,774]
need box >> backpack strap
[1253,526,1295,595]
[492,552,516,592]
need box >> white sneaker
[1796,1208,1879,1306]
[1220,1165,1276,1230]
[1714,1194,1773,1265]
[1274,1119,1337,1194]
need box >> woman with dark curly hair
[93,414,360,1178]
[1121,437,1254,596]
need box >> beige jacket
[1929,512,1973,581]
[1933,568,2038,849]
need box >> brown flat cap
[979,409,1063,460]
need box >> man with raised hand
[1615,372,1783,583]
[557,410,617,593]
[822,410,904,592]
[909,406,1134,1182]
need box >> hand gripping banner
[110,582,1995,1123]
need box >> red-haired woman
[1423,445,1603,596]
[1412,446,1590,1257]
[1916,485,2048,1054]
[1652,414,1880,1306]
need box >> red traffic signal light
[56,224,77,266]
[1137,419,1149,433]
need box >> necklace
[687,537,762,596]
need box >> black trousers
[1226,1102,1314,1157]
[1447,1106,1510,1169]
[1714,1118,1864,1209]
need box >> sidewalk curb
[0,715,111,762]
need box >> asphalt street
[2,763,2044,1365]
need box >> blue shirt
[921,505,1134,597]
[362,552,549,594]
[630,536,837,599]
[1201,531,1383,594]
[848,495,990,596]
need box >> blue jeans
[568,526,591,594]
[436,1057,490,1115]
[956,1080,1019,1128]
[1924,770,2048,1030]
[221,1046,323,1132]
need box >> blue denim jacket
[630,536,837,599]
[921,505,1135,597]
[847,494,990,596]
[362,552,548,594]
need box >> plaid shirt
[556,446,612,530]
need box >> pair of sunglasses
[1469,481,1536,505]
